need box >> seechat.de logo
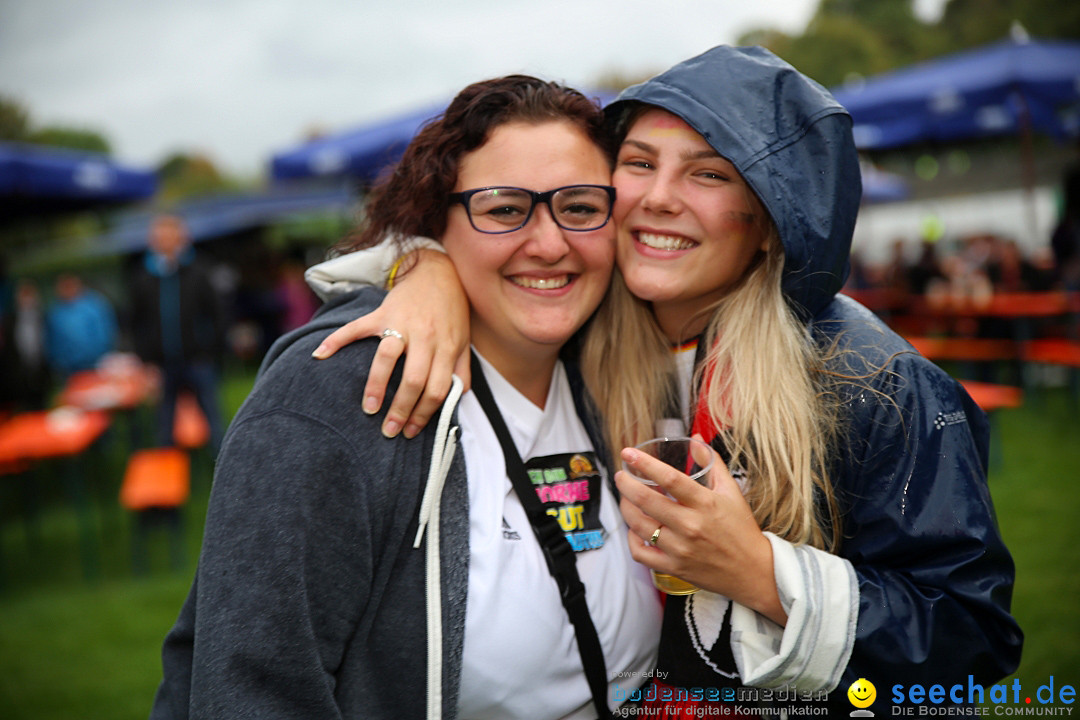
[890,675,1076,715]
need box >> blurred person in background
[45,272,117,379]
[274,250,320,334]
[880,237,912,295]
[0,254,12,318]
[1,279,51,412]
[1051,155,1080,290]
[927,247,993,309]
[130,214,225,452]
[988,239,1056,293]
[907,238,945,296]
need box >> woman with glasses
[308,46,1021,715]
[150,75,661,720]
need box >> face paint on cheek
[722,211,756,232]
[717,211,769,256]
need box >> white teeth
[511,275,570,290]
[638,232,696,250]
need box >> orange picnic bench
[120,447,190,573]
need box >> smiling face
[442,120,614,385]
[847,678,877,709]
[612,108,769,340]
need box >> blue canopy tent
[860,161,910,204]
[831,34,1080,150]
[270,90,618,186]
[832,34,1080,242]
[0,142,158,220]
[78,183,356,260]
[270,102,449,185]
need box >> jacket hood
[607,45,862,318]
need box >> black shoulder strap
[469,352,613,720]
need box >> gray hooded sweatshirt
[150,288,469,719]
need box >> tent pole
[1016,87,1039,248]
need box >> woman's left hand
[615,438,787,626]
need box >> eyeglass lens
[465,186,612,233]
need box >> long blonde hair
[581,232,842,551]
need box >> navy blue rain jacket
[609,45,1022,701]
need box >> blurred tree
[2,96,112,153]
[0,95,31,142]
[157,151,235,202]
[590,68,659,93]
[26,126,111,154]
[735,0,1078,91]
[938,0,1022,47]
[1017,0,1080,38]
[941,0,1080,45]
[781,14,897,87]
[817,0,929,65]
[737,28,795,56]
[739,0,935,87]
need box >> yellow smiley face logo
[847,678,876,709]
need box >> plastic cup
[623,436,714,595]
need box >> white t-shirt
[456,352,662,720]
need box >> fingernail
[363,396,378,414]
[621,448,639,463]
[403,423,420,439]
[312,344,329,359]
[382,419,401,438]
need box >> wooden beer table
[0,408,112,580]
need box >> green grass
[0,365,251,720]
[986,389,1080,683]
[0,575,195,719]
[0,375,1077,718]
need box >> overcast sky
[0,0,945,178]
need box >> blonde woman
[310,47,1021,715]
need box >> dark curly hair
[336,75,612,256]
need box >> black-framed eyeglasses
[448,184,616,234]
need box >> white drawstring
[412,375,463,720]
[414,375,463,548]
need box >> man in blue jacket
[130,214,225,451]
